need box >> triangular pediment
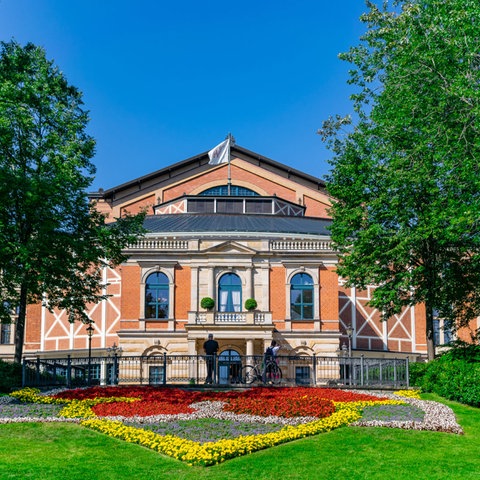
[202,241,257,254]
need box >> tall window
[1,323,11,344]
[218,273,242,312]
[290,273,314,320]
[145,272,169,319]
[433,317,453,346]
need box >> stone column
[246,338,254,361]
[208,267,215,299]
[188,339,198,381]
[261,266,270,311]
[188,338,197,355]
[246,266,253,299]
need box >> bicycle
[241,357,282,385]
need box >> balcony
[188,311,272,325]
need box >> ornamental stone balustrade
[188,311,272,325]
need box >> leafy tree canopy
[319,0,480,359]
[0,41,145,363]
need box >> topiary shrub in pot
[200,297,215,310]
[244,298,258,311]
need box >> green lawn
[0,394,478,480]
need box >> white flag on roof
[208,138,230,165]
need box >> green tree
[319,0,480,360]
[0,41,145,363]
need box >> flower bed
[352,394,464,434]
[1,386,463,466]
[82,406,361,466]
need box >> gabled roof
[143,213,331,237]
[96,144,327,200]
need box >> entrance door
[218,349,242,384]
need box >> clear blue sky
[0,0,367,191]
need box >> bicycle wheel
[265,362,282,385]
[241,365,257,384]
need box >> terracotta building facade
[2,144,441,362]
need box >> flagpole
[226,133,235,196]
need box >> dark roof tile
[143,214,331,236]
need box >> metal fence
[22,354,409,389]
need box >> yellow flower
[80,407,362,467]
[394,389,421,399]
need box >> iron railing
[22,354,409,389]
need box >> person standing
[265,340,280,362]
[263,340,280,383]
[203,333,219,384]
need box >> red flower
[54,386,388,418]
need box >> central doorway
[218,349,242,384]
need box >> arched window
[199,185,259,196]
[290,273,314,320]
[145,272,169,319]
[218,273,242,312]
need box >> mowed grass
[0,394,478,480]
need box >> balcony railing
[128,238,189,250]
[270,240,335,251]
[188,311,272,325]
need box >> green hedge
[410,357,480,408]
[0,360,22,393]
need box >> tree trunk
[425,302,436,361]
[14,282,28,364]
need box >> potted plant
[244,298,258,311]
[200,297,215,310]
